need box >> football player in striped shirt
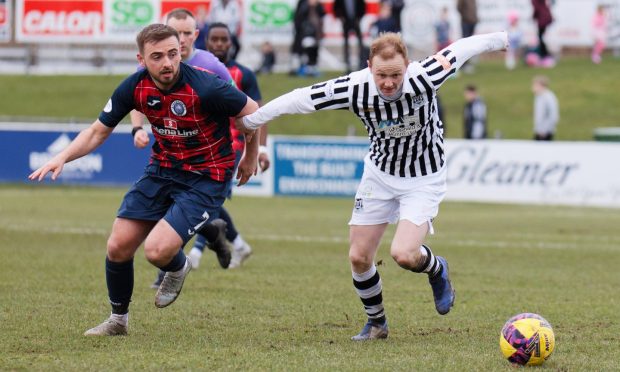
[238,31,508,340]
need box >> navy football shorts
[118,164,230,245]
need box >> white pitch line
[1,224,618,252]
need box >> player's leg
[145,218,192,308]
[84,217,155,336]
[394,173,454,315]
[186,219,233,270]
[218,207,252,269]
[85,169,169,336]
[151,169,230,308]
[347,165,398,340]
[349,223,390,341]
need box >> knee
[349,248,374,270]
[106,236,133,262]
[143,239,166,264]
[390,246,424,270]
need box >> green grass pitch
[1,185,619,370]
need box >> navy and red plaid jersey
[226,60,262,153]
[99,63,248,182]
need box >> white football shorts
[349,157,447,230]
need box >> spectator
[388,0,405,32]
[505,10,523,70]
[531,0,554,67]
[532,75,559,140]
[256,41,276,74]
[591,4,609,64]
[463,84,487,139]
[457,0,478,73]
[193,5,210,51]
[333,0,366,73]
[435,6,451,52]
[370,2,399,39]
[297,0,326,77]
[208,0,242,59]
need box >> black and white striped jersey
[243,32,508,179]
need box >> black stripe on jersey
[335,77,351,84]
[422,58,435,68]
[314,98,348,110]
[416,75,434,103]
[311,82,327,89]
[352,84,360,116]
[334,86,348,94]
[442,49,452,57]
[373,96,381,121]
[380,102,394,173]
[311,92,326,100]
[431,68,456,86]
[418,130,428,176]
[427,64,445,77]
[408,78,422,96]
[427,123,438,173]
[362,82,372,123]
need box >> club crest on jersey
[354,198,364,211]
[147,96,162,110]
[170,100,187,116]
[412,94,425,106]
[164,118,178,129]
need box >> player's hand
[133,129,150,149]
[234,117,257,135]
[236,152,258,186]
[28,158,65,181]
[258,153,270,172]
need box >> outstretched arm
[240,87,316,131]
[421,32,508,89]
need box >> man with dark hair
[29,23,260,336]
[132,9,238,289]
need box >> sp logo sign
[249,1,292,27]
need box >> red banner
[21,0,104,37]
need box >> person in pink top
[591,4,608,64]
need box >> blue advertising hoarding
[272,136,368,197]
[1,123,150,185]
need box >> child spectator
[505,10,523,69]
[256,41,276,74]
[591,4,608,64]
[370,1,399,39]
[435,7,451,52]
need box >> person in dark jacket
[532,0,553,62]
[463,84,487,139]
[333,0,366,72]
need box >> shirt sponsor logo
[377,117,423,137]
[155,124,199,138]
[171,100,187,116]
[164,118,177,129]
